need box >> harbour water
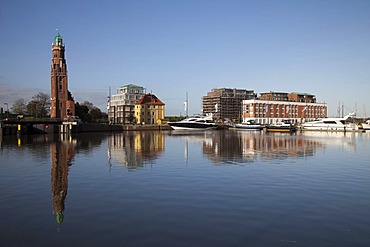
[0,130,370,247]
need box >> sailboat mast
[186,92,189,117]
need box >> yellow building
[135,93,165,125]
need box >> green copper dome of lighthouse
[53,32,63,46]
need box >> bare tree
[27,92,50,118]
[11,98,27,114]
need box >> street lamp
[4,103,8,118]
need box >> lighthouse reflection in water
[0,131,369,247]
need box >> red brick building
[259,91,289,101]
[50,33,75,119]
[242,99,327,124]
[288,92,316,103]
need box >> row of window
[118,89,144,94]
[112,95,142,100]
[136,105,159,109]
[136,111,156,116]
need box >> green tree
[75,101,107,123]
[75,102,90,122]
[90,107,102,120]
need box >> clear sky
[1,0,370,117]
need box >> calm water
[1,130,370,247]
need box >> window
[244,105,249,113]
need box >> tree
[82,101,94,111]
[11,98,27,115]
[27,92,50,118]
[75,101,107,123]
[90,107,103,120]
[75,102,90,122]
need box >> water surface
[1,130,369,246]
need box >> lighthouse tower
[50,33,75,119]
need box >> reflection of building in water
[108,132,165,168]
[202,132,324,164]
[203,132,256,164]
[50,138,76,224]
[258,134,322,160]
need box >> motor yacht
[168,115,219,130]
[302,113,357,131]
[359,120,370,130]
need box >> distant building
[50,33,75,119]
[288,92,316,103]
[259,91,289,101]
[259,91,317,103]
[241,99,327,124]
[108,84,145,124]
[135,93,165,125]
[202,88,256,122]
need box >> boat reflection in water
[203,131,323,164]
[114,129,365,165]
[167,130,362,164]
[1,130,369,246]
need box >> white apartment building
[108,84,145,124]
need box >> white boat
[302,113,358,131]
[359,120,370,130]
[232,120,262,130]
[168,115,219,130]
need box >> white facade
[108,84,145,124]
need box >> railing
[1,117,63,125]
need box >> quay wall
[123,124,172,131]
[0,123,172,135]
[79,124,171,132]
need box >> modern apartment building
[108,84,145,124]
[202,88,256,122]
[135,93,165,125]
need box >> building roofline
[242,99,326,106]
[119,84,144,88]
[260,91,288,94]
[290,92,315,96]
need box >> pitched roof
[135,93,165,105]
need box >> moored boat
[266,120,297,132]
[358,120,370,130]
[232,119,262,130]
[168,115,219,130]
[302,113,358,131]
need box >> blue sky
[1,0,370,117]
